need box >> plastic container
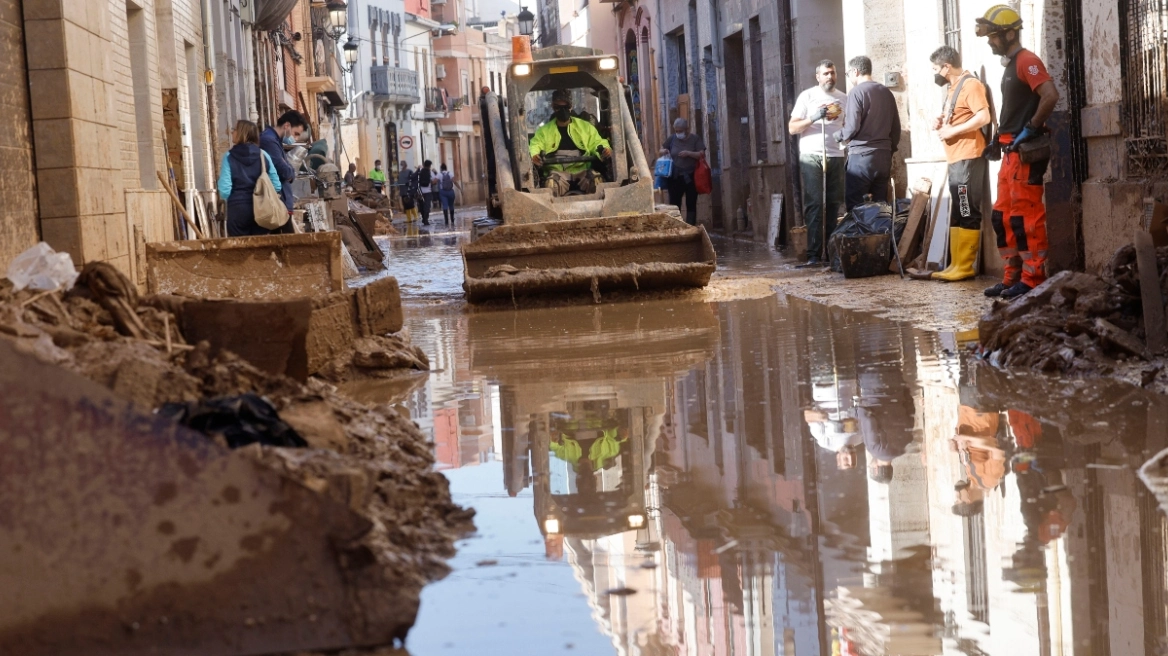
[838,233,890,279]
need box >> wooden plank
[1135,230,1167,355]
[890,178,932,272]
[911,170,948,270]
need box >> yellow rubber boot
[933,228,980,282]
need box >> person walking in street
[417,160,434,225]
[925,45,992,282]
[368,159,389,195]
[437,163,457,226]
[789,60,846,266]
[977,5,1059,299]
[658,118,706,226]
[218,120,283,237]
[402,165,420,222]
[834,56,901,210]
[396,160,411,209]
[260,110,307,228]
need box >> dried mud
[0,265,475,647]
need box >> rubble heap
[0,262,474,640]
[350,177,393,211]
[979,244,1168,374]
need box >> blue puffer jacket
[217,143,282,236]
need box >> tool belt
[1015,133,1051,164]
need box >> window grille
[1121,0,1168,177]
[941,0,961,51]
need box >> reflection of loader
[464,46,716,302]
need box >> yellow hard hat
[975,4,1023,36]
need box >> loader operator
[530,89,613,197]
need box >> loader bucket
[461,213,716,303]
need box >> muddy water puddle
[376,291,1168,656]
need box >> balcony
[371,66,421,105]
[424,87,448,119]
[305,11,347,107]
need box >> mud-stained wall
[0,0,40,267]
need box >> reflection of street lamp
[341,36,359,72]
[326,0,348,41]
[517,6,535,37]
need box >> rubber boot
[933,228,980,282]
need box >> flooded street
[369,224,1168,656]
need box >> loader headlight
[513,63,532,76]
[598,57,618,71]
[627,514,646,528]
[544,518,561,534]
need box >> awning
[254,0,301,31]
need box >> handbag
[694,156,712,195]
[654,155,673,178]
[253,154,289,230]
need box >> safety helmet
[976,4,1023,36]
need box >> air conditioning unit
[436,64,447,79]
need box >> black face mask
[934,73,949,87]
[554,107,572,122]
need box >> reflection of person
[530,89,612,197]
[550,427,626,472]
[659,118,707,226]
[950,406,1006,492]
[927,46,991,282]
[835,55,901,210]
[805,408,861,470]
[976,5,1059,300]
[788,60,846,265]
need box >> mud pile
[979,244,1168,375]
[0,263,474,645]
[349,178,393,211]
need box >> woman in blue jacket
[217,120,283,236]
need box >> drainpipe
[202,0,219,209]
[242,1,258,122]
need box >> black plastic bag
[828,200,899,272]
[159,394,307,449]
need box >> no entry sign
[400,135,415,150]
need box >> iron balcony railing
[425,87,448,115]
[371,66,420,105]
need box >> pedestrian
[788,59,847,266]
[260,110,308,230]
[658,118,706,226]
[834,56,901,210]
[976,4,1059,299]
[396,160,411,207]
[923,45,992,282]
[217,120,283,237]
[402,165,420,222]
[343,162,356,187]
[417,160,434,225]
[437,163,457,225]
[368,159,387,194]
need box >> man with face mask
[789,60,846,266]
[530,89,612,197]
[922,45,991,282]
[659,118,707,226]
[976,5,1059,299]
[260,110,308,220]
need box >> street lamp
[517,6,535,37]
[341,36,359,72]
[326,0,348,41]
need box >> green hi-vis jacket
[529,117,611,174]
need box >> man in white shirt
[788,60,847,267]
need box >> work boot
[933,228,980,282]
[984,282,1009,297]
[1000,281,1033,300]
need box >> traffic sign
[400,135,414,150]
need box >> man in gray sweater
[834,55,901,210]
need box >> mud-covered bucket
[837,233,890,279]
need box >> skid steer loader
[463,45,716,302]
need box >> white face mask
[674,130,686,137]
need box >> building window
[941,0,960,51]
[1120,0,1168,177]
[676,33,688,95]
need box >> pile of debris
[349,177,393,212]
[0,260,473,650]
[979,242,1168,375]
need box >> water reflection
[401,294,1168,656]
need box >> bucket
[789,225,808,260]
[838,233,890,279]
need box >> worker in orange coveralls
[976,5,1060,300]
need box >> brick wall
[0,0,40,267]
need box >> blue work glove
[1013,125,1038,148]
